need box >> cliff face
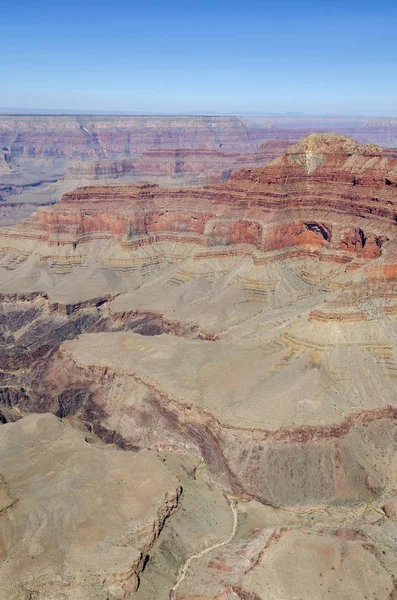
[3,114,397,228]
[10,133,395,264]
[0,116,255,157]
[66,149,236,186]
[65,142,291,182]
[0,150,11,174]
[2,114,397,159]
[2,134,397,599]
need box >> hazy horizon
[0,109,395,119]
[2,0,397,117]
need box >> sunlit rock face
[0,413,180,600]
[2,134,397,599]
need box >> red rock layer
[5,134,397,265]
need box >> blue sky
[1,0,397,115]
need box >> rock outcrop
[0,150,11,174]
[0,413,180,599]
[4,133,394,262]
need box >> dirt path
[169,496,238,599]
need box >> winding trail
[169,496,238,599]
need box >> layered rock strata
[2,113,397,228]
[2,134,397,597]
[0,116,259,157]
[2,115,397,158]
[65,142,291,187]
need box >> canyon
[2,132,397,598]
[2,114,397,227]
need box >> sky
[1,0,397,116]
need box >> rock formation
[0,150,11,174]
[2,133,397,598]
[1,115,396,159]
[65,142,291,185]
[0,413,180,600]
[0,116,260,158]
[2,113,397,226]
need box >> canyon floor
[1,131,397,599]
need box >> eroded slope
[2,134,397,598]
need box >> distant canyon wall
[1,115,397,160]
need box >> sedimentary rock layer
[0,116,259,157]
[65,142,291,186]
[3,134,393,264]
[2,115,397,159]
[2,134,397,597]
[2,114,397,228]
